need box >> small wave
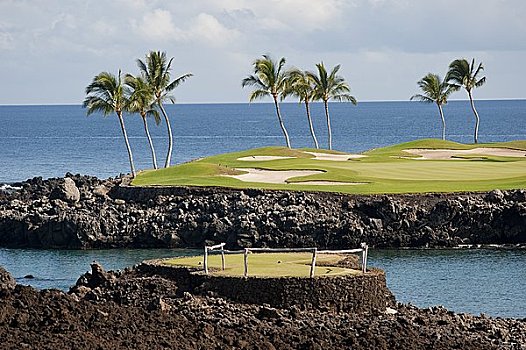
[0,184,22,193]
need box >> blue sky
[1,0,525,104]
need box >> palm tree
[242,55,291,148]
[446,58,486,143]
[308,63,357,150]
[137,51,193,168]
[83,71,136,178]
[125,74,161,169]
[284,68,319,149]
[411,73,455,140]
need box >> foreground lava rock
[0,174,525,249]
[0,263,525,349]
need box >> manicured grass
[163,252,359,277]
[132,139,526,194]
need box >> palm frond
[410,94,434,103]
[165,73,193,92]
[249,89,270,102]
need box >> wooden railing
[203,243,369,278]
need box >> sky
[1,0,526,105]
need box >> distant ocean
[1,100,525,183]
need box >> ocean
[1,100,526,318]
[1,100,525,183]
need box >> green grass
[132,139,526,194]
[163,252,359,277]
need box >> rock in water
[49,177,80,203]
[0,266,16,292]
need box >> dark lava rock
[49,177,80,203]
[0,266,16,292]
[1,174,526,249]
[0,264,525,349]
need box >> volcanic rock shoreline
[0,174,525,249]
[1,262,526,349]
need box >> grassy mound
[132,139,526,194]
[163,252,360,278]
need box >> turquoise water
[1,248,524,318]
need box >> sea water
[1,100,525,183]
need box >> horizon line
[1,97,525,107]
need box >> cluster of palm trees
[83,51,192,177]
[411,58,486,143]
[242,55,357,150]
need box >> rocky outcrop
[1,263,525,349]
[1,174,525,249]
[0,266,16,293]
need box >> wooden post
[364,244,368,273]
[204,246,208,274]
[309,248,317,278]
[361,243,365,274]
[221,245,225,271]
[243,248,249,278]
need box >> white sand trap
[228,168,323,184]
[404,148,526,160]
[226,168,364,186]
[237,156,295,161]
[304,151,366,161]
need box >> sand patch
[226,168,364,186]
[238,156,295,161]
[227,168,323,184]
[403,148,526,160]
[304,152,366,161]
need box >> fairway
[132,139,526,194]
[164,252,360,277]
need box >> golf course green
[132,139,526,194]
[163,252,360,277]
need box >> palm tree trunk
[142,113,158,169]
[158,102,173,167]
[437,103,446,141]
[305,99,319,149]
[273,95,291,148]
[324,100,333,150]
[116,111,136,178]
[468,91,480,144]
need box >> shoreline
[1,174,526,250]
[1,261,525,348]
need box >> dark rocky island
[1,262,525,349]
[0,174,525,249]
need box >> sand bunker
[237,156,295,161]
[304,152,366,161]
[228,168,322,184]
[226,168,363,186]
[404,148,526,160]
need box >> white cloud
[190,13,240,47]
[133,8,186,42]
[0,0,526,104]
[0,30,14,50]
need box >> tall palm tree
[308,63,357,150]
[411,73,455,140]
[446,58,486,143]
[83,71,136,178]
[284,68,319,149]
[125,74,161,169]
[137,51,193,168]
[242,55,291,148]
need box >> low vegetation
[132,139,526,194]
[163,252,359,278]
